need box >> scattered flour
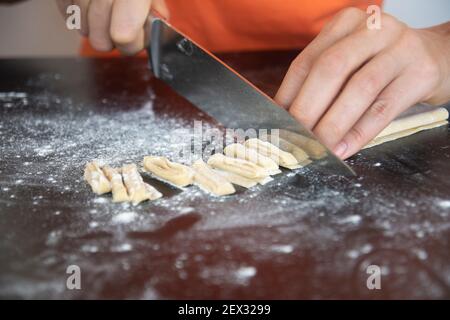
[438,200,450,208]
[111,212,138,224]
[270,244,294,254]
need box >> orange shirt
[81,0,382,57]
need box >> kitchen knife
[145,15,355,176]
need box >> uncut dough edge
[364,120,448,149]
[376,107,448,138]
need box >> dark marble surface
[0,54,449,299]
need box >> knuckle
[400,29,424,52]
[326,121,346,138]
[289,55,311,79]
[316,49,347,75]
[380,13,402,30]
[336,7,365,22]
[289,107,314,128]
[354,73,382,97]
[325,7,364,33]
[348,126,366,144]
[368,99,391,121]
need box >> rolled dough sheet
[364,107,449,149]
[364,120,448,149]
[375,107,448,138]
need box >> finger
[288,25,403,131]
[116,28,146,56]
[88,0,114,51]
[274,7,366,109]
[335,73,431,159]
[313,49,406,149]
[153,0,169,19]
[74,0,90,36]
[111,0,152,55]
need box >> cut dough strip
[207,153,270,179]
[102,166,129,203]
[265,135,310,163]
[192,160,235,196]
[279,130,327,160]
[213,169,258,188]
[143,156,194,187]
[224,143,281,175]
[213,168,272,187]
[84,161,112,195]
[244,138,298,168]
[121,164,162,205]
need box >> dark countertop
[0,53,449,299]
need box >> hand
[56,0,168,55]
[275,7,450,159]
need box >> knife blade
[146,16,355,176]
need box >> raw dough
[121,164,162,205]
[365,107,449,148]
[207,153,270,179]
[213,169,258,188]
[143,156,194,187]
[102,166,129,203]
[223,143,281,175]
[192,159,236,196]
[279,130,327,160]
[364,120,448,149]
[244,138,298,168]
[265,135,310,163]
[84,161,111,195]
[376,107,448,138]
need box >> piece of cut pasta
[207,153,270,179]
[143,156,194,187]
[224,143,280,175]
[122,164,162,205]
[84,161,112,195]
[244,138,298,168]
[213,169,258,189]
[102,165,129,203]
[192,160,235,196]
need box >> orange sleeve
[80,0,383,56]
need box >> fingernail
[334,142,348,158]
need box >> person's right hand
[56,0,168,55]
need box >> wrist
[420,22,450,105]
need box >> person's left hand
[275,7,450,159]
